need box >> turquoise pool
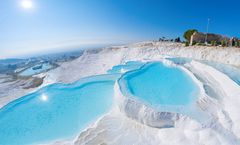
[168,57,240,85]
[107,61,143,74]
[0,60,206,145]
[0,74,118,145]
[201,60,240,85]
[19,63,53,76]
[118,62,199,107]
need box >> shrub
[237,40,240,47]
[185,41,189,47]
[211,41,214,46]
[211,41,217,46]
[221,40,226,47]
[192,42,197,45]
[183,29,198,42]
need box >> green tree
[237,40,240,47]
[185,41,189,47]
[211,41,217,46]
[221,40,226,47]
[183,29,198,42]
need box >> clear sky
[1,0,240,58]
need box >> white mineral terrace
[1,41,240,145]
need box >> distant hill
[0,58,27,74]
[0,58,26,65]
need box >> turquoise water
[119,62,199,107]
[168,57,240,85]
[19,63,53,76]
[0,60,204,145]
[0,75,118,145]
[166,57,191,65]
[201,61,240,85]
[107,61,143,74]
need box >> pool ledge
[115,60,211,128]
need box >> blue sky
[1,0,240,58]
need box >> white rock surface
[1,41,240,145]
